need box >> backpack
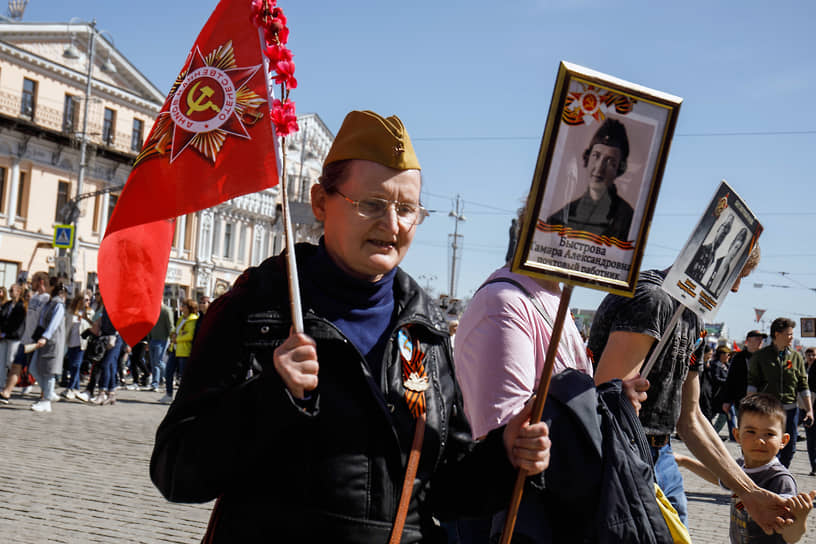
[491,370,673,543]
[85,335,107,363]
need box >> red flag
[98,0,279,345]
[732,341,740,352]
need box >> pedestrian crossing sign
[53,224,75,249]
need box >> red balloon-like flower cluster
[251,0,298,136]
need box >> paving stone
[2,387,815,542]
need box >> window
[299,176,310,201]
[63,94,79,134]
[184,213,194,250]
[106,194,118,232]
[212,218,221,257]
[55,181,70,221]
[223,222,233,259]
[0,166,6,214]
[86,272,98,293]
[21,78,37,119]
[238,224,247,263]
[92,195,101,233]
[103,108,116,145]
[0,261,20,288]
[131,118,144,152]
[16,171,26,218]
[200,217,212,261]
[173,216,183,249]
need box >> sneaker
[31,400,52,413]
[0,395,9,405]
[125,384,138,391]
[102,391,117,406]
[48,392,61,402]
[21,385,34,396]
[62,389,76,401]
[90,392,108,405]
[809,471,816,477]
[158,394,173,404]
[74,390,90,403]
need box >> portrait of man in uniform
[685,213,734,284]
[705,226,749,296]
[546,118,634,241]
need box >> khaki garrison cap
[324,110,421,171]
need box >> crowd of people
[0,273,210,412]
[3,109,815,543]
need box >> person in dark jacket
[707,345,732,433]
[0,283,26,402]
[150,110,551,543]
[806,347,816,476]
[722,330,767,441]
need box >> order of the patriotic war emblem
[134,41,267,166]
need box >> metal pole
[449,195,464,298]
[70,20,97,287]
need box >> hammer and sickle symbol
[186,81,222,117]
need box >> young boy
[676,392,815,543]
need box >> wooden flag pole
[498,283,574,544]
[258,26,303,334]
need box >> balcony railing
[0,89,139,156]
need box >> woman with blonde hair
[158,298,198,404]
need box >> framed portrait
[801,317,816,338]
[512,62,682,296]
[662,181,763,321]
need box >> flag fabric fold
[98,0,279,346]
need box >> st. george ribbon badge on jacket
[398,327,428,418]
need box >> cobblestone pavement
[0,387,212,543]
[2,386,816,543]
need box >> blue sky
[22,1,816,343]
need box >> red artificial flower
[249,0,277,28]
[271,7,287,28]
[271,99,298,136]
[273,60,297,89]
[264,43,293,63]
[261,8,288,45]
[278,25,290,45]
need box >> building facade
[0,17,331,314]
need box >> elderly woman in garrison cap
[150,110,551,543]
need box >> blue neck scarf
[303,239,397,384]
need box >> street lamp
[61,19,116,287]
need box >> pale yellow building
[0,15,330,312]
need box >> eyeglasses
[333,189,428,227]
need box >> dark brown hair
[738,392,786,429]
[770,317,796,337]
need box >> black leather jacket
[150,244,514,543]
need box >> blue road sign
[53,224,75,249]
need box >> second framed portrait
[513,62,681,296]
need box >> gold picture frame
[512,61,682,296]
